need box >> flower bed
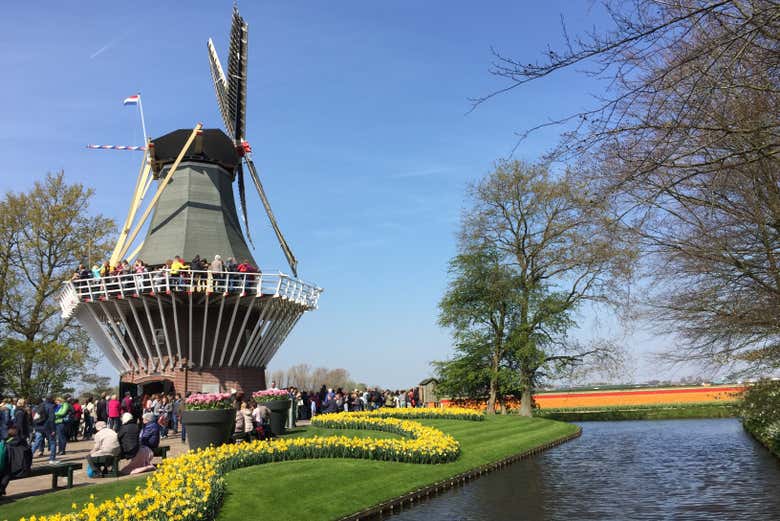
[363,407,485,421]
[26,410,481,521]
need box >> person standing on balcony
[208,254,224,292]
[190,255,204,290]
[91,264,101,279]
[224,257,237,290]
[170,256,189,289]
[99,261,111,278]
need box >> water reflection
[389,419,780,521]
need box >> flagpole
[137,92,148,145]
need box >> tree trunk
[486,346,501,415]
[518,369,534,417]
[486,373,498,415]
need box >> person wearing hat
[140,412,160,450]
[117,413,139,460]
[86,421,120,478]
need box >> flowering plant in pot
[251,389,290,403]
[252,389,291,436]
[183,392,233,410]
[182,392,235,450]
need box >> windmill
[208,7,298,277]
[58,5,321,397]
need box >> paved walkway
[2,420,311,502]
[1,433,190,501]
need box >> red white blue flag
[123,94,140,106]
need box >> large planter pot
[181,408,235,451]
[264,399,291,436]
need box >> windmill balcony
[58,269,321,320]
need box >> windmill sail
[227,7,248,142]
[207,38,233,137]
[207,5,299,276]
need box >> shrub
[739,379,780,455]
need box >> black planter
[181,408,235,451]
[264,399,291,436]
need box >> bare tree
[269,365,359,392]
[478,0,780,373]
[460,160,631,415]
[284,363,314,390]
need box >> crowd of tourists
[0,391,185,490]
[281,384,424,424]
[71,255,261,291]
[0,383,424,494]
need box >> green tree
[2,339,86,398]
[79,374,116,399]
[0,172,114,398]
[436,247,522,414]
[454,160,631,416]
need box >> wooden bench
[231,431,252,443]
[17,462,83,489]
[90,445,171,478]
[152,445,170,459]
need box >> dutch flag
[123,94,140,106]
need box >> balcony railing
[58,269,322,318]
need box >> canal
[390,419,780,520]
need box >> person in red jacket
[107,395,121,431]
[121,392,133,415]
[69,399,83,441]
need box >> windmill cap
[150,128,239,178]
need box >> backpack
[33,406,48,426]
[0,440,6,473]
[64,405,75,424]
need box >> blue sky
[1,1,681,387]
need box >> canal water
[390,419,780,521]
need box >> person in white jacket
[86,421,120,477]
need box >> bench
[90,445,171,478]
[17,462,83,489]
[152,445,170,459]
[231,431,252,443]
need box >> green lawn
[1,416,576,521]
[218,417,575,521]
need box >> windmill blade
[236,162,253,247]
[207,38,234,138]
[244,156,298,277]
[227,7,248,142]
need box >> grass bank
[536,402,737,421]
[1,416,575,521]
[218,416,575,521]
